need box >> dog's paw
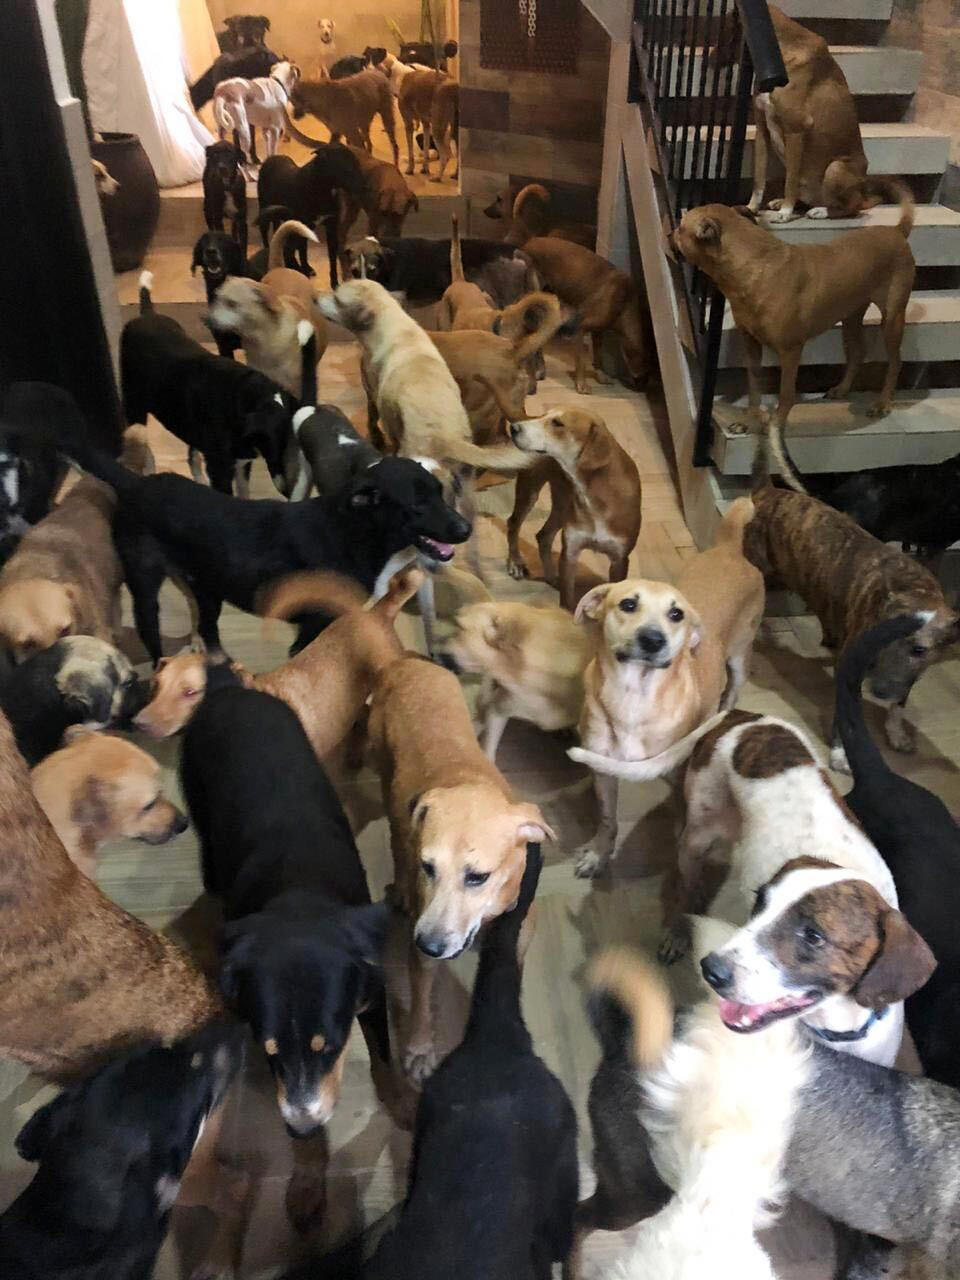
[766,199,784,211]
[573,845,608,879]
[574,380,591,395]
[594,369,613,386]
[806,206,829,219]
[507,555,531,580]
[405,164,415,175]
[402,1042,440,1088]
[657,920,692,966]
[886,714,917,754]
[866,400,891,419]
[825,382,849,401]
[829,744,852,775]
[766,208,798,224]
[285,1170,327,1235]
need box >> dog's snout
[700,952,734,994]
[437,651,460,673]
[171,810,189,837]
[636,626,666,655]
[416,934,448,959]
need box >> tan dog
[397,69,457,181]
[750,7,909,222]
[443,600,593,761]
[485,183,596,248]
[670,200,915,433]
[208,219,329,400]
[0,477,121,659]
[569,498,764,877]
[368,653,553,1083]
[520,237,649,393]
[290,68,399,164]
[31,732,187,879]
[337,144,418,256]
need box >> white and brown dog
[212,59,301,166]
[317,18,337,72]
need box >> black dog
[330,53,371,78]
[350,236,524,304]
[218,13,271,51]
[180,672,390,1137]
[836,613,960,1087]
[190,44,279,111]
[53,421,470,665]
[258,144,365,285]
[203,141,248,258]
[0,635,145,765]
[0,1020,243,1280]
[0,382,70,558]
[190,230,245,358]
[398,39,459,69]
[122,275,299,498]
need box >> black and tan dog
[202,141,248,258]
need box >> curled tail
[567,711,730,782]
[713,496,756,551]
[862,177,915,236]
[767,416,808,495]
[835,615,924,782]
[500,292,569,362]
[259,567,423,623]
[268,219,319,271]
[212,93,236,141]
[513,182,551,233]
[449,212,464,282]
[138,270,154,314]
[587,947,672,1069]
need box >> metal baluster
[673,0,702,222]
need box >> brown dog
[521,237,649,393]
[750,6,909,222]
[398,69,457,181]
[670,200,915,433]
[337,144,418,257]
[368,654,553,1085]
[485,183,596,248]
[30,731,187,880]
[290,68,399,164]
[0,477,121,659]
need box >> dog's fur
[202,141,248,257]
[367,654,553,1083]
[31,731,186,879]
[485,183,596,248]
[213,59,300,164]
[316,17,337,71]
[0,383,74,555]
[568,500,764,877]
[837,615,960,1087]
[0,477,121,658]
[91,157,119,199]
[428,332,531,449]
[521,237,649,392]
[337,144,418,250]
[670,199,915,432]
[190,44,279,111]
[397,69,457,181]
[290,68,399,166]
[442,600,593,760]
[344,234,529,306]
[375,50,433,97]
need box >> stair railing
[630,0,786,463]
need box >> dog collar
[270,74,289,101]
[808,1004,889,1044]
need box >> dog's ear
[16,1089,76,1162]
[408,792,430,829]
[481,612,506,648]
[574,583,612,624]
[695,217,720,244]
[515,803,556,845]
[854,907,936,1009]
[684,602,703,651]
[580,419,613,471]
[191,238,203,273]
[343,901,391,966]
[219,924,256,1003]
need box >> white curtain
[83,0,219,188]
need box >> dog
[670,199,915,433]
[330,54,371,79]
[123,273,302,498]
[190,43,280,112]
[747,441,959,770]
[521,237,650,392]
[0,383,71,556]
[427,334,532,454]
[750,6,913,222]
[219,13,271,50]
[397,69,457,181]
[190,230,246,357]
[0,1020,244,1280]
[0,635,144,766]
[202,141,248,258]
[213,59,300,166]
[0,476,121,658]
[180,671,390,1141]
[836,614,960,1087]
[352,844,579,1278]
[442,600,593,760]
[345,233,530,306]
[567,499,763,877]
[485,183,596,248]
[375,50,433,97]
[368,653,553,1083]
[30,731,187,879]
[290,68,399,167]
[337,144,418,252]
[91,157,119,198]
[317,17,337,71]
[258,143,366,285]
[207,221,329,401]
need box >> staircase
[594,0,960,546]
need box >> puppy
[670,199,915,432]
[503,398,644,608]
[212,59,301,165]
[356,845,579,1279]
[181,670,390,1139]
[123,273,302,498]
[521,236,650,392]
[202,140,248,256]
[747,444,958,769]
[568,499,764,877]
[0,635,144,766]
[442,599,592,760]
[344,234,528,306]
[485,182,596,248]
[31,732,187,879]
[368,654,553,1083]
[0,477,121,658]
[0,1021,244,1280]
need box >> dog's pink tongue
[718,999,750,1025]
[422,537,453,558]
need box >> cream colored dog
[569,499,764,877]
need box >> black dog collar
[809,1004,888,1044]
[270,74,289,101]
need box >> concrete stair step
[712,389,960,474]
[664,46,921,98]
[760,203,960,267]
[718,289,960,368]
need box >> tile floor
[2,331,959,1277]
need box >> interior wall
[203,1,445,73]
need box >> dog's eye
[799,925,825,948]
[421,860,436,881]
[618,598,638,614]
[667,606,684,623]
[142,797,158,815]
[183,688,200,699]
[911,644,928,657]
[58,624,71,638]
[464,870,490,888]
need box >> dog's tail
[138,270,154,314]
[268,219,320,271]
[513,182,551,236]
[257,204,295,240]
[586,947,672,1069]
[212,92,235,141]
[712,496,755,551]
[835,614,925,783]
[439,425,536,473]
[281,105,330,150]
[750,425,774,494]
[260,566,423,626]
[502,292,570,362]
[767,415,808,495]
[461,844,543,1054]
[449,212,464,283]
[568,711,730,781]
[862,176,915,237]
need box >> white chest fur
[755,92,786,161]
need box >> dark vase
[89,131,160,272]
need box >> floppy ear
[344,901,391,966]
[684,602,704,652]
[16,1089,76,1162]
[219,925,257,1002]
[695,217,720,243]
[191,239,203,273]
[574,583,612,624]
[854,908,937,1009]
[481,612,506,648]
[580,420,613,471]
[515,804,556,845]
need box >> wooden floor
[1,331,958,1277]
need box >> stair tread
[765,204,960,231]
[721,289,960,332]
[670,45,921,97]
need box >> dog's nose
[450,513,472,541]
[416,934,448,958]
[436,651,460,673]
[636,626,666,655]
[700,952,734,994]
[171,811,189,837]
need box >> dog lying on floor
[670,198,915,433]
[568,499,764,877]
